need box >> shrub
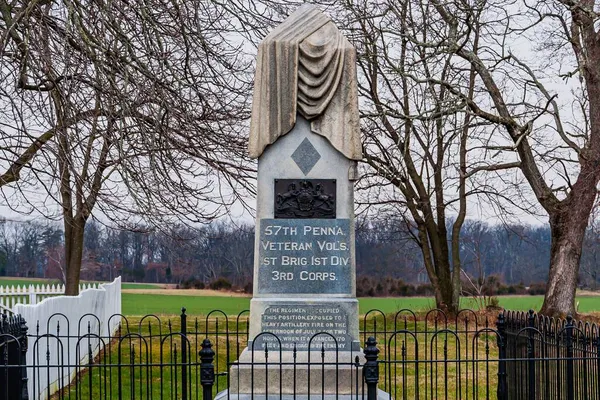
[486,296,501,309]
[356,276,374,297]
[528,282,546,295]
[193,280,205,289]
[209,277,232,291]
[415,284,434,296]
[179,279,192,289]
[179,278,205,289]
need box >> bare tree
[0,219,22,276]
[0,0,255,294]
[415,0,600,316]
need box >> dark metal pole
[527,310,536,400]
[363,336,379,400]
[18,317,28,400]
[200,338,215,400]
[565,315,574,400]
[596,337,600,399]
[496,313,508,400]
[1,317,8,400]
[181,308,188,400]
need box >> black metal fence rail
[503,309,600,400]
[362,308,502,399]
[2,307,600,400]
[361,308,600,400]
[0,313,28,400]
[23,308,249,400]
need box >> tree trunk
[430,256,459,316]
[433,279,458,316]
[541,223,582,316]
[64,219,85,295]
[541,185,596,316]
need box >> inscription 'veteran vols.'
[274,179,336,219]
[257,219,351,294]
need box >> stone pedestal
[225,115,364,396]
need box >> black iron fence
[0,308,599,399]
[503,309,600,400]
[0,313,28,400]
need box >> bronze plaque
[274,179,336,219]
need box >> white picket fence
[0,281,99,314]
[12,277,122,400]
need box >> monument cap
[249,4,362,160]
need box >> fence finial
[496,313,505,331]
[566,314,574,326]
[200,338,215,400]
[527,309,535,327]
[364,336,379,400]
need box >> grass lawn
[121,292,600,316]
[2,276,599,315]
[360,296,548,314]
[119,283,162,290]
[122,292,251,315]
[54,316,499,400]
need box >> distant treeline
[0,218,599,290]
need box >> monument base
[215,389,391,400]
[227,347,364,395]
[219,347,391,399]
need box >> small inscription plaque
[258,219,351,294]
[274,179,336,219]
[257,304,351,351]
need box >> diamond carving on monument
[291,138,321,175]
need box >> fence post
[28,286,36,306]
[200,338,215,400]
[181,308,188,400]
[496,313,508,400]
[18,315,28,400]
[565,315,574,400]
[363,336,379,400]
[527,310,536,400]
[596,337,600,399]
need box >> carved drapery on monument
[248,4,362,161]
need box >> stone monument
[218,5,383,399]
